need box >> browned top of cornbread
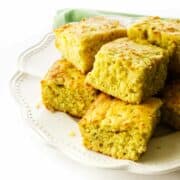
[163,81,180,113]
[95,37,167,69]
[83,94,162,132]
[131,16,180,39]
[44,59,93,89]
[54,16,126,39]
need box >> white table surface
[0,0,180,179]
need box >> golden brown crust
[54,16,126,38]
[93,37,166,69]
[44,59,94,89]
[82,94,162,131]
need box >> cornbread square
[79,94,162,161]
[54,17,127,73]
[128,16,180,75]
[86,38,169,104]
[41,59,98,118]
[161,81,180,130]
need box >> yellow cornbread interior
[41,59,98,118]
[54,17,127,73]
[86,38,169,104]
[128,16,180,74]
[79,94,162,161]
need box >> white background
[0,0,180,179]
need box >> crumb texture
[41,59,98,117]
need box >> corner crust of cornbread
[41,59,98,118]
[79,94,162,161]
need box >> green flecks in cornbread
[79,94,162,161]
[54,16,127,73]
[41,59,98,118]
[86,38,169,104]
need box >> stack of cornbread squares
[41,16,180,161]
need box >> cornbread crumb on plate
[41,59,98,118]
[86,37,169,104]
[79,94,162,161]
[128,16,180,75]
[69,131,76,137]
[35,101,42,109]
[161,81,180,130]
[54,16,127,73]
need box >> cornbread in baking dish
[79,94,162,161]
[86,38,169,104]
[161,81,180,130]
[128,16,180,75]
[41,59,98,118]
[54,17,127,73]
